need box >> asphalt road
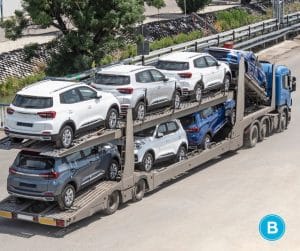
[0,41,300,250]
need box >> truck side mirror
[292,77,296,92]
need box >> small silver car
[7,143,121,210]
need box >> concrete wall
[3,0,22,18]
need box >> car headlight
[134,141,145,149]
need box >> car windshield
[15,152,55,170]
[13,95,53,109]
[135,126,156,137]
[180,116,195,127]
[207,50,229,60]
[95,74,130,85]
[156,60,189,71]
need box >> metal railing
[0,104,8,129]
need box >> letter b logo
[259,215,285,241]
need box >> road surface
[0,40,300,250]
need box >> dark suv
[7,143,121,210]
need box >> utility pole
[0,0,3,22]
[184,0,187,17]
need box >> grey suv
[7,143,121,210]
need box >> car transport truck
[0,58,296,228]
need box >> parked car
[205,47,267,87]
[91,64,181,120]
[155,51,232,102]
[179,99,236,149]
[7,143,121,210]
[134,119,188,172]
[4,80,120,148]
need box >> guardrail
[0,104,8,130]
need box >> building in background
[2,0,22,18]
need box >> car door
[193,56,211,88]
[155,123,169,159]
[205,56,224,87]
[150,69,174,103]
[135,70,163,107]
[200,107,218,135]
[166,121,181,155]
[77,86,103,128]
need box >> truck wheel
[194,84,202,102]
[132,179,146,202]
[259,119,268,141]
[223,74,231,93]
[56,125,74,148]
[141,152,154,172]
[108,160,120,181]
[58,184,75,211]
[173,91,181,109]
[105,107,119,129]
[134,101,146,121]
[277,112,287,133]
[244,124,259,148]
[103,191,120,215]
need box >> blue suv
[7,143,121,210]
[179,99,236,149]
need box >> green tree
[1,0,144,75]
[176,0,211,14]
[145,0,166,9]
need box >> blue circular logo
[259,214,286,241]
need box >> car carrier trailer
[0,59,295,228]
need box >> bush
[176,0,211,14]
[0,72,45,97]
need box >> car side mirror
[216,62,221,67]
[156,132,164,138]
[163,77,169,82]
[96,92,102,99]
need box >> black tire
[132,179,146,202]
[176,145,187,162]
[103,191,120,215]
[194,83,202,102]
[134,101,146,121]
[105,107,119,129]
[202,134,211,150]
[141,152,154,172]
[10,137,23,143]
[56,125,74,148]
[277,112,287,133]
[223,74,231,93]
[229,108,236,126]
[57,184,75,211]
[259,119,268,142]
[173,91,181,109]
[108,159,120,181]
[244,124,259,148]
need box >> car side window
[194,57,207,68]
[167,121,178,134]
[136,70,153,83]
[77,86,97,101]
[65,151,82,168]
[205,56,218,67]
[60,89,81,104]
[150,69,165,82]
[157,123,167,136]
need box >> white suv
[134,119,188,172]
[5,80,120,148]
[155,52,232,101]
[91,65,181,120]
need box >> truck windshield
[95,74,130,85]
[135,127,156,137]
[15,152,55,170]
[156,61,189,71]
[13,95,53,109]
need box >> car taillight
[6,107,14,115]
[178,72,192,78]
[186,127,200,133]
[9,167,17,175]
[117,87,133,94]
[37,111,56,119]
[39,171,59,179]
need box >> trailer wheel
[132,179,146,202]
[103,191,120,215]
[244,124,259,148]
[259,119,268,142]
[277,112,287,133]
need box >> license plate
[17,122,33,127]
[17,214,34,221]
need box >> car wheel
[176,145,187,162]
[141,152,154,172]
[132,179,146,202]
[134,101,146,121]
[103,191,120,215]
[194,84,202,102]
[173,91,181,109]
[108,159,120,181]
[203,134,211,150]
[223,74,231,92]
[105,107,119,129]
[58,184,75,211]
[56,125,74,148]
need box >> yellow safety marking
[39,217,56,226]
[0,210,12,219]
